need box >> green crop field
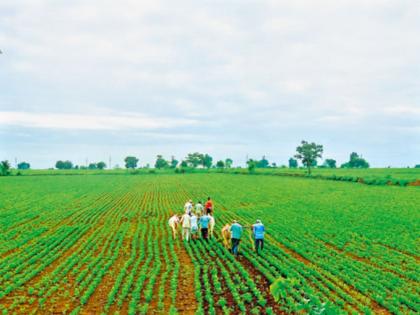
[0,174,419,315]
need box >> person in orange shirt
[205,197,213,215]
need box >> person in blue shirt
[252,219,265,253]
[230,220,243,256]
[199,214,211,240]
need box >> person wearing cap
[230,220,243,256]
[252,219,265,253]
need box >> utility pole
[85,158,88,167]
[109,156,112,169]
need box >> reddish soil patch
[237,255,286,314]
[407,179,420,186]
[175,244,198,314]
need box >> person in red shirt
[205,197,213,215]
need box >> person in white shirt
[184,199,193,215]
[168,214,180,239]
[195,201,204,216]
[209,214,215,238]
[180,212,192,242]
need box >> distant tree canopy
[294,140,323,174]
[341,152,369,168]
[415,164,420,168]
[186,152,202,168]
[323,159,337,168]
[225,158,233,168]
[124,156,139,169]
[185,152,213,168]
[202,154,213,168]
[170,156,178,168]
[0,160,11,176]
[55,160,73,170]
[97,161,106,170]
[88,163,97,170]
[288,158,298,168]
[155,155,169,169]
[256,156,269,168]
[216,160,225,168]
[17,161,30,170]
[247,159,257,173]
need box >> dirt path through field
[175,243,197,314]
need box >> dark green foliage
[155,155,169,169]
[294,140,323,175]
[17,162,30,170]
[341,152,369,168]
[288,158,298,168]
[124,156,139,169]
[323,159,336,168]
[225,158,233,168]
[0,160,11,176]
[55,160,73,169]
[256,156,269,168]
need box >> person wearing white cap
[252,219,265,253]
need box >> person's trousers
[232,238,241,256]
[201,228,208,240]
[182,228,190,241]
[255,238,264,253]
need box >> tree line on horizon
[1,140,419,176]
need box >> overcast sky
[1,0,419,168]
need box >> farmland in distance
[0,174,419,314]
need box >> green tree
[415,164,420,168]
[55,160,73,169]
[170,156,178,168]
[180,160,188,168]
[288,158,298,168]
[17,162,30,170]
[257,156,269,168]
[88,163,97,170]
[155,155,169,169]
[202,154,213,168]
[247,159,257,173]
[216,160,225,168]
[323,159,336,168]
[225,158,233,168]
[341,152,369,168]
[186,152,203,168]
[294,140,323,175]
[0,160,11,176]
[124,156,139,169]
[97,161,106,170]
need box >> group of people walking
[168,197,216,242]
[168,197,266,256]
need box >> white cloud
[0,111,198,130]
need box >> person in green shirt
[230,220,243,256]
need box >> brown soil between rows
[175,243,198,315]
